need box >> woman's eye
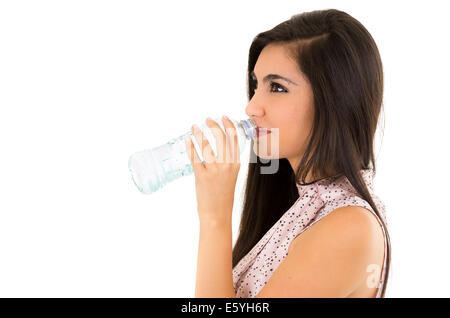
[270,82,288,93]
[251,79,287,93]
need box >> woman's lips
[256,127,272,138]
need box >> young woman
[185,8,391,298]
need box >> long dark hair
[232,9,391,297]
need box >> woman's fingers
[222,115,240,163]
[184,133,205,173]
[205,117,227,163]
[191,124,216,165]
[185,116,240,171]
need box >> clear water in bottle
[128,117,257,194]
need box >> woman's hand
[184,115,241,225]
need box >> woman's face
[245,43,315,172]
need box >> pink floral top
[232,168,389,298]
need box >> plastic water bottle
[128,117,257,194]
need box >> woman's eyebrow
[250,71,298,86]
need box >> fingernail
[222,115,229,121]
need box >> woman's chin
[253,142,278,160]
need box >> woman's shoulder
[284,204,384,297]
[313,170,387,226]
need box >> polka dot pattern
[232,168,389,298]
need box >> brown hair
[232,9,391,297]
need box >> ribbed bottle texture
[128,117,257,194]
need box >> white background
[0,0,449,297]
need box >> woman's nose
[245,98,265,118]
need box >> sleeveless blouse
[232,168,389,298]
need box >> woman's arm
[195,217,236,298]
[255,205,383,298]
